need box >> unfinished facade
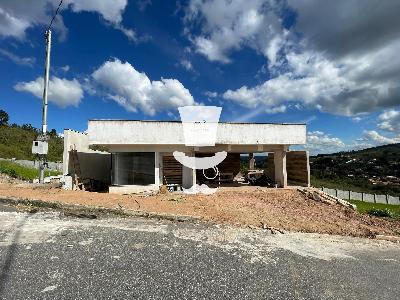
[62,120,309,193]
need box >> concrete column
[182,151,195,189]
[249,153,255,170]
[274,150,287,187]
[192,166,197,188]
[62,130,70,175]
[154,152,160,187]
[305,151,310,187]
[182,165,193,189]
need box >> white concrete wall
[63,129,111,187]
[88,120,306,146]
[63,130,90,174]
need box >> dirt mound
[0,183,399,237]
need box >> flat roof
[89,119,306,126]
[88,120,307,145]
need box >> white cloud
[265,105,286,114]
[345,130,400,152]
[193,36,230,63]
[303,129,400,154]
[304,128,400,155]
[223,48,400,115]
[184,0,286,64]
[0,7,30,39]
[66,0,127,23]
[180,59,193,71]
[363,130,400,145]
[92,59,196,115]
[66,0,140,41]
[231,105,286,122]
[232,109,263,123]
[137,0,152,12]
[0,1,68,41]
[306,131,345,154]
[0,0,136,41]
[0,48,35,67]
[377,109,400,132]
[204,91,217,98]
[14,76,83,107]
[60,65,70,72]
[114,24,138,41]
[68,0,142,41]
[184,0,400,116]
[66,0,139,41]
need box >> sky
[0,0,400,154]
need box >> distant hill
[0,124,63,162]
[311,144,400,196]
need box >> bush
[0,165,17,178]
[366,208,393,218]
[0,160,60,181]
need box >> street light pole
[39,29,51,183]
[42,30,51,135]
[33,0,63,184]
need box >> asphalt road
[0,206,399,299]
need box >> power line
[47,0,64,32]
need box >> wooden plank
[162,155,182,184]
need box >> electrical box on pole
[32,140,48,155]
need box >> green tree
[49,128,57,137]
[0,109,9,125]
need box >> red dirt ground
[0,182,399,238]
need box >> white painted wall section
[63,129,111,188]
[88,120,306,146]
[62,130,90,174]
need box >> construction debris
[298,188,356,210]
[261,222,285,234]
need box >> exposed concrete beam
[88,120,307,146]
[104,144,291,154]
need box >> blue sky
[1,0,400,154]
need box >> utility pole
[33,0,63,183]
[38,29,52,183]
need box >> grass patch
[0,160,60,181]
[349,200,400,219]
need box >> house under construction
[63,119,309,193]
